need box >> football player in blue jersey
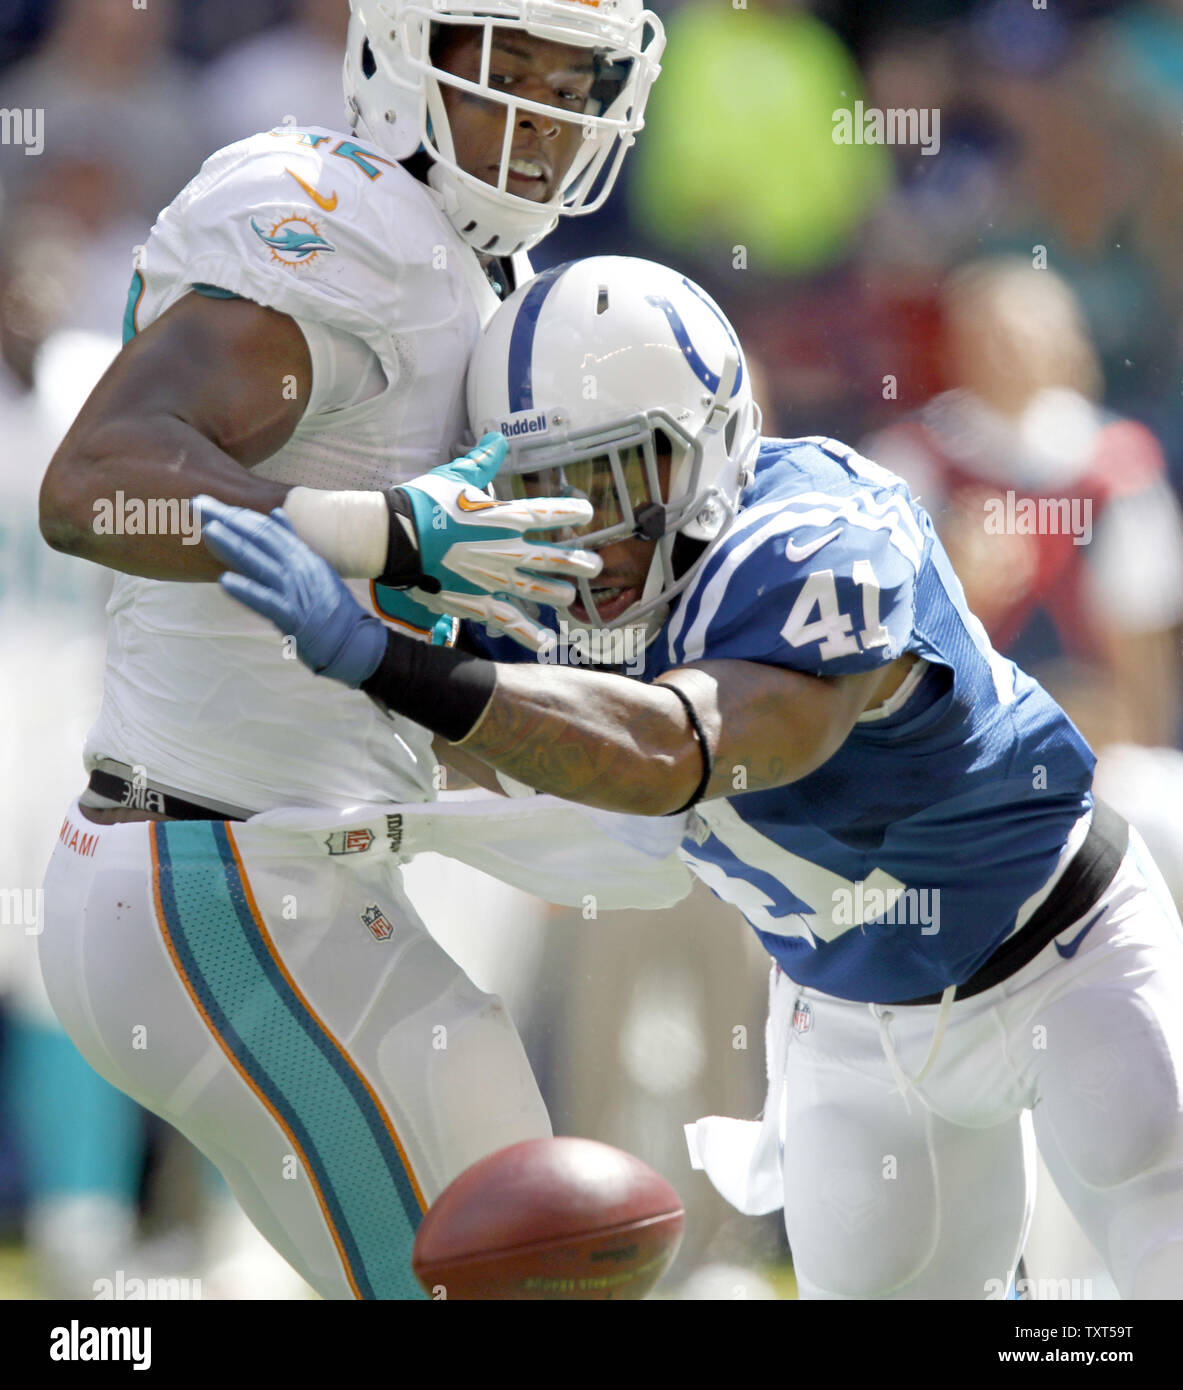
[200,256,1183,1300]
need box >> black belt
[87,769,247,823]
[891,800,1128,1006]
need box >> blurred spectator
[3,145,152,341]
[1074,0,1183,125]
[1042,658,1183,912]
[0,188,134,1298]
[858,24,1017,275]
[199,0,351,152]
[629,0,890,283]
[0,179,315,1297]
[1082,2,1183,477]
[0,0,206,224]
[950,2,1182,428]
[173,0,289,65]
[0,0,52,71]
[866,257,1183,748]
[604,0,894,442]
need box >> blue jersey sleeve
[665,493,922,676]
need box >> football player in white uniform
[36,3,667,1300]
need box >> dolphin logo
[251,216,336,261]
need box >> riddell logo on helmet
[499,412,549,438]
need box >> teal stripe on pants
[154,820,425,1299]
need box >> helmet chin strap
[625,549,673,648]
[426,156,559,256]
[623,419,719,646]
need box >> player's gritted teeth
[577,580,642,623]
[501,153,553,200]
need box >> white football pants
[692,834,1183,1299]
[38,802,552,1300]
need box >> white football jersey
[86,127,528,812]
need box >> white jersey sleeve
[128,126,482,394]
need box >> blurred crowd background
[1,0,1181,1300]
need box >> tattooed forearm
[451,655,900,816]
[456,665,702,815]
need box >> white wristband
[282,487,391,578]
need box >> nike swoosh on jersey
[286,167,339,212]
[785,528,842,563]
[1053,906,1106,960]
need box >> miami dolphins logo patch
[250,214,336,270]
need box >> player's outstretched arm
[39,292,308,580]
[451,659,889,816]
[200,495,896,814]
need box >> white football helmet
[467,256,763,641]
[344,1,665,256]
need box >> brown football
[412,1137,685,1300]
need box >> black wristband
[663,682,714,815]
[360,629,497,743]
[378,490,440,593]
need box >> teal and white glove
[372,582,560,654]
[370,584,455,646]
[403,586,565,652]
[280,434,600,652]
[389,430,597,589]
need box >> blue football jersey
[475,436,1096,1003]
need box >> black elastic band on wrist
[378,490,440,593]
[663,682,714,815]
[361,630,496,743]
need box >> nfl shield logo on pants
[360,904,395,942]
[792,998,813,1036]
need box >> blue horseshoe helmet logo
[645,279,744,399]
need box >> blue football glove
[197,496,387,688]
[384,433,603,647]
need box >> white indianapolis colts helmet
[467,256,763,639]
[343,1,665,256]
